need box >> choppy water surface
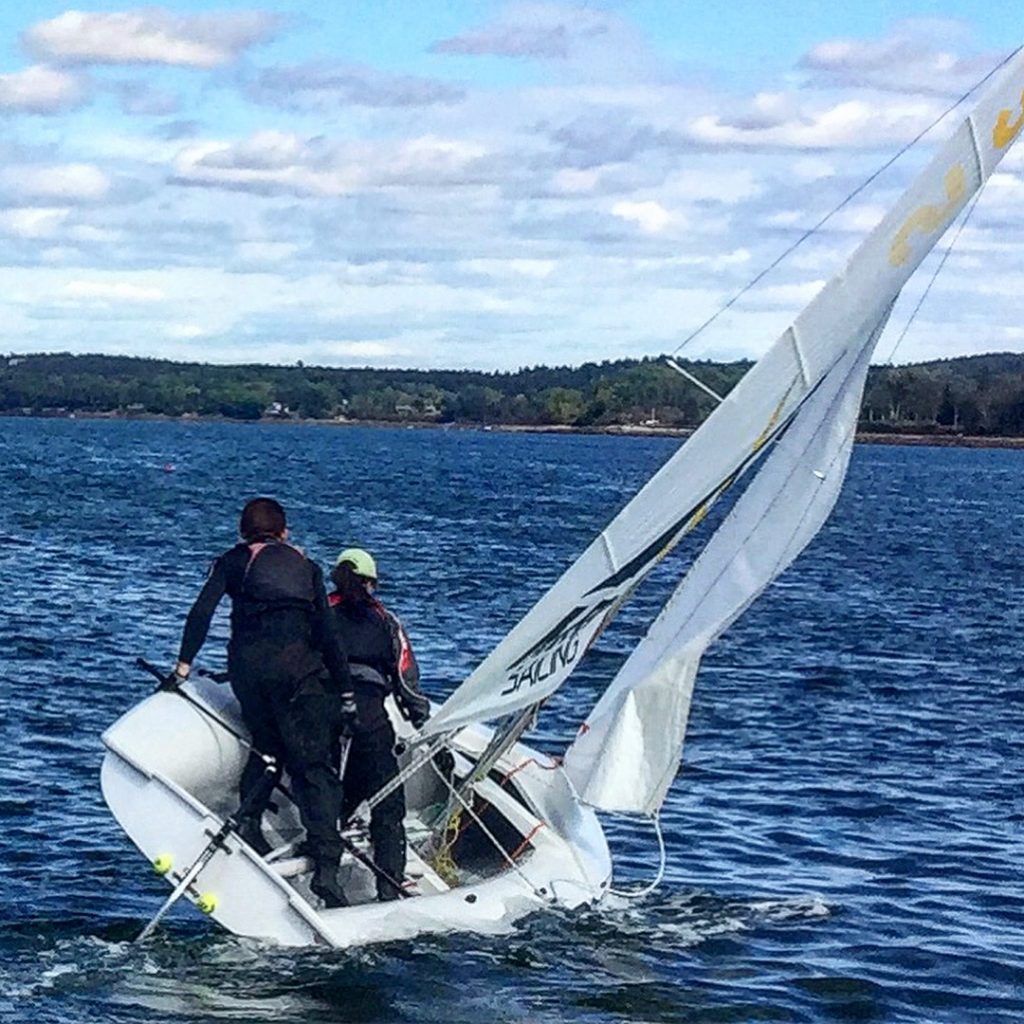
[2,418,1023,1024]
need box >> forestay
[424,50,1024,741]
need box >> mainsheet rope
[607,812,666,899]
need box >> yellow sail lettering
[686,501,710,530]
[751,382,796,453]
[888,164,966,267]
[993,89,1024,149]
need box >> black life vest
[328,592,393,689]
[233,540,316,623]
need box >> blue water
[2,417,1023,1023]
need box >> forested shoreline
[5,350,1024,437]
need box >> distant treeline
[4,351,1024,436]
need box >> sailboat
[102,51,1024,948]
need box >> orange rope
[454,756,561,841]
[509,822,544,862]
[500,755,561,786]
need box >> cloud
[68,224,123,244]
[762,200,889,235]
[172,131,492,196]
[542,113,687,168]
[431,2,610,60]
[23,9,282,68]
[663,167,763,206]
[799,19,1010,97]
[234,240,302,265]
[161,324,206,341]
[154,120,202,140]
[458,258,556,279]
[546,167,600,194]
[0,65,88,113]
[0,208,69,238]
[0,163,111,204]
[314,340,401,359]
[431,3,667,86]
[611,199,673,234]
[791,156,836,182]
[739,280,827,310]
[64,279,165,302]
[687,93,942,150]
[1,10,1021,372]
[250,61,465,110]
[984,171,1024,209]
[522,155,675,200]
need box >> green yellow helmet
[335,547,377,581]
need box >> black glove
[433,748,456,781]
[339,693,359,737]
[159,669,185,692]
[198,669,231,684]
[397,689,430,730]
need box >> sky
[0,2,1021,371]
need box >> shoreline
[6,409,1024,449]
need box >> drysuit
[329,590,430,900]
[178,539,354,880]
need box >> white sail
[562,311,888,814]
[424,50,1024,739]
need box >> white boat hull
[101,678,611,948]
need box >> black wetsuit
[178,539,353,869]
[329,591,429,900]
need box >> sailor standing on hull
[171,497,357,908]
[328,548,430,901]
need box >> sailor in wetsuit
[328,548,430,901]
[171,497,356,908]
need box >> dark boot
[310,863,348,908]
[235,815,272,857]
[376,880,402,902]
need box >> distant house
[396,400,440,419]
[262,401,294,419]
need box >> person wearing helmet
[328,547,430,900]
[171,497,356,908]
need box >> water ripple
[2,420,1023,1023]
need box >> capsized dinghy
[102,48,1024,947]
[101,677,611,947]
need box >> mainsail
[423,50,1024,741]
[561,309,889,814]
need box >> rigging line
[884,184,988,366]
[449,755,563,846]
[607,811,666,899]
[670,45,1023,359]
[424,757,549,900]
[364,733,452,813]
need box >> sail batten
[789,327,812,387]
[423,50,1024,741]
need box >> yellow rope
[430,805,463,886]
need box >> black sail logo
[498,490,724,698]
[497,373,818,700]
